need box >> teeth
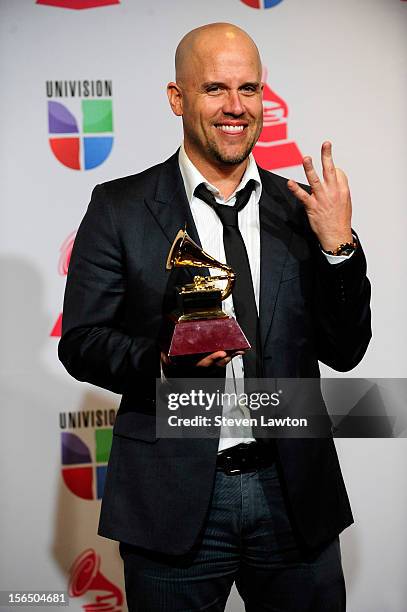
[217,125,245,132]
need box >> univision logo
[60,420,114,499]
[240,0,284,8]
[46,79,113,170]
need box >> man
[59,23,371,611]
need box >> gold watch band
[322,238,358,256]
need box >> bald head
[167,22,264,176]
[175,23,262,86]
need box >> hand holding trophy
[162,229,250,365]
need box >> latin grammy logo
[68,548,124,611]
[37,1,119,9]
[253,67,303,170]
[50,230,76,337]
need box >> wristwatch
[322,238,358,257]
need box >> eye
[205,85,223,95]
[241,85,257,95]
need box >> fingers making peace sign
[287,142,353,252]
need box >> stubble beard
[206,126,261,166]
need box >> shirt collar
[178,142,262,205]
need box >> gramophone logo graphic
[50,231,76,337]
[37,1,119,9]
[69,549,124,611]
[253,68,303,170]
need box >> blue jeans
[120,463,346,611]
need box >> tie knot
[234,179,256,212]
[194,179,256,228]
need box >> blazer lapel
[144,151,202,248]
[259,168,295,349]
[143,151,207,288]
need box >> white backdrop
[0,1,406,610]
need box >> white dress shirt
[178,143,352,452]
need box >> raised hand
[287,141,353,252]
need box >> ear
[167,82,183,116]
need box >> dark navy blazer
[59,152,371,554]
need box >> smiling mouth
[215,124,246,133]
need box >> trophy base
[168,317,250,358]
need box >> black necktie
[194,179,261,378]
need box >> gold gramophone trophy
[164,229,250,359]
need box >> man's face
[170,37,263,168]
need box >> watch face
[338,245,356,256]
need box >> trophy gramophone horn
[163,229,250,356]
[166,229,235,300]
[68,549,123,606]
